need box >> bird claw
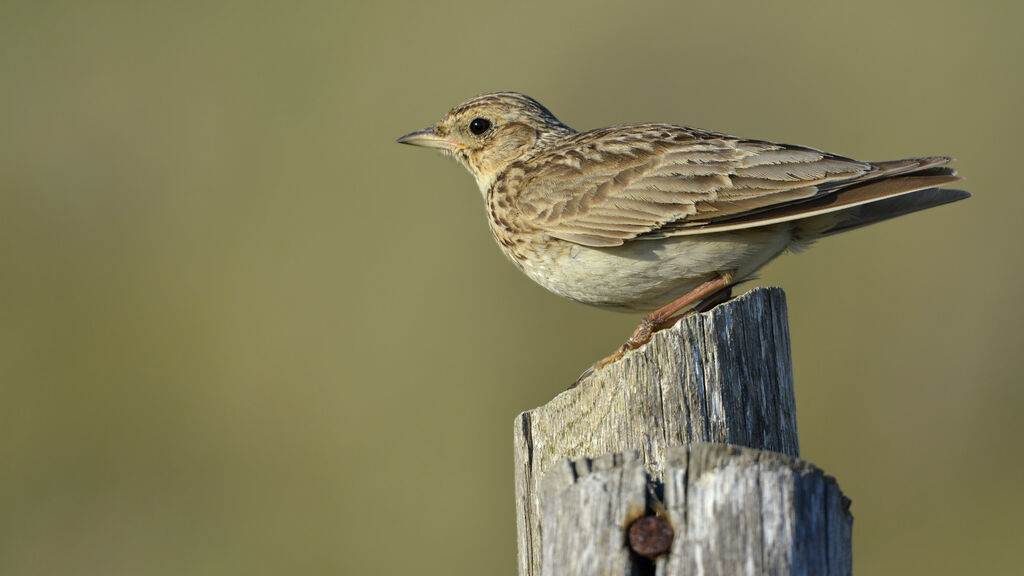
[568,341,630,388]
[569,364,595,389]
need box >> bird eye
[469,118,491,135]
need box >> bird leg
[657,286,734,328]
[694,284,734,313]
[593,272,735,371]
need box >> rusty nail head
[628,516,674,558]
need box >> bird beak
[396,126,457,150]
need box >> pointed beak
[396,126,457,150]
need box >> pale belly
[513,225,795,311]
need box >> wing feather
[514,124,883,247]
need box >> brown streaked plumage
[398,92,969,371]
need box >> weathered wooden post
[514,287,852,575]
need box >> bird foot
[571,273,736,389]
[571,317,675,388]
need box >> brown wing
[513,124,944,247]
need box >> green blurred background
[1,1,1021,574]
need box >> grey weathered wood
[539,453,647,576]
[664,444,852,575]
[536,444,852,576]
[515,287,800,576]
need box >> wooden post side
[538,453,647,576]
[662,444,852,575]
[535,445,852,576]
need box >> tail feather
[815,187,970,236]
[668,156,967,237]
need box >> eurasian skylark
[398,92,969,370]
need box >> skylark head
[397,92,576,192]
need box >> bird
[397,92,969,372]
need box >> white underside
[515,224,795,311]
